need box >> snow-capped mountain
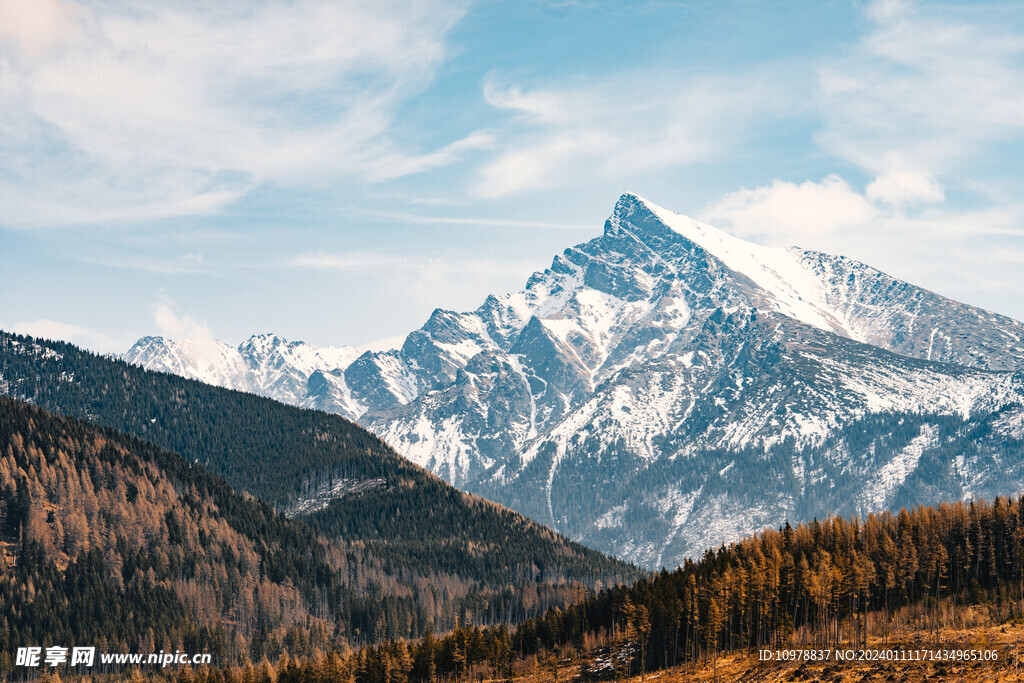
[126,333,363,409]
[125,194,1024,569]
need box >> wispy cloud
[817,0,1024,176]
[0,0,476,227]
[288,250,538,277]
[152,298,213,341]
[346,208,594,230]
[865,152,944,206]
[470,0,1024,208]
[473,69,802,198]
[698,171,1024,305]
[149,296,230,365]
[688,0,1024,312]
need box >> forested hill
[0,396,345,674]
[0,397,637,679]
[508,495,1024,677]
[0,332,640,631]
[0,330,404,506]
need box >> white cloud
[151,298,227,368]
[0,0,475,227]
[701,171,1024,245]
[0,0,81,58]
[698,170,1024,318]
[866,152,944,206]
[153,300,206,340]
[364,131,496,182]
[693,0,1024,319]
[469,0,1024,208]
[8,318,136,354]
[701,175,877,239]
[475,132,591,198]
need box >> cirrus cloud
[817,0,1024,175]
[474,70,802,199]
[0,0,478,228]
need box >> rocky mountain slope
[122,194,1024,569]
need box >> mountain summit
[125,194,1024,568]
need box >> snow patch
[595,503,627,530]
[859,424,939,513]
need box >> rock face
[125,193,1024,569]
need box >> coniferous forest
[6,387,1024,680]
[0,394,635,679]
[163,494,1024,683]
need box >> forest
[0,397,633,679]
[162,493,1024,683]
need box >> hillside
[0,396,641,679]
[1,330,402,507]
[0,396,345,676]
[509,495,1024,669]
[606,627,1024,683]
[0,333,640,638]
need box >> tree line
[166,494,1024,683]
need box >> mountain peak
[601,192,850,333]
[610,192,743,251]
[116,193,1024,569]
[238,333,301,359]
[241,332,285,347]
[606,193,742,255]
[605,192,664,236]
[131,335,168,347]
[612,191,659,212]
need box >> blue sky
[2,0,1024,353]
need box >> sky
[2,0,1024,353]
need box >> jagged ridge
[122,194,1024,569]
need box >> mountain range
[123,194,1024,569]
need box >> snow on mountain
[238,333,362,403]
[615,198,847,334]
[124,193,1024,569]
[126,335,250,390]
[124,333,365,417]
[858,423,940,514]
